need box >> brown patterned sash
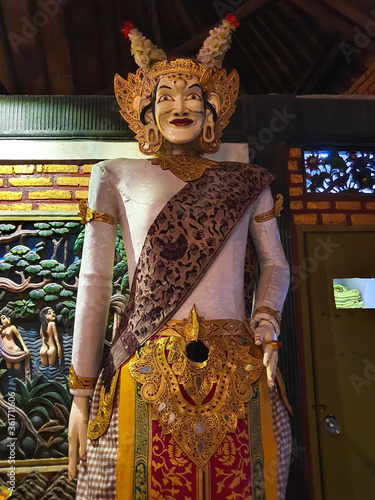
[102,162,274,389]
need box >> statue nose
[173,96,188,115]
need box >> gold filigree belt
[129,307,264,467]
[88,307,265,459]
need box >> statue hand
[68,395,89,483]
[253,321,278,388]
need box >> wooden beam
[289,0,375,53]
[169,0,272,56]
[28,0,51,94]
[149,0,163,48]
[245,20,293,91]
[61,1,80,94]
[347,60,375,94]
[295,33,341,94]
[318,0,374,30]
[0,2,18,93]
[236,29,276,93]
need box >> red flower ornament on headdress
[121,21,135,39]
[225,14,239,28]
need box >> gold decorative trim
[87,369,120,440]
[78,199,115,225]
[129,333,264,467]
[254,194,284,223]
[150,155,218,182]
[68,365,97,390]
[253,306,281,325]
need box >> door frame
[294,224,375,500]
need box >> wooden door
[298,227,375,499]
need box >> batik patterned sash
[102,162,274,388]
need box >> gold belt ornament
[88,369,120,440]
[129,307,264,467]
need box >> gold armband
[78,199,115,225]
[253,306,281,325]
[254,194,283,223]
[68,365,97,390]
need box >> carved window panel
[304,150,375,194]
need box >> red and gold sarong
[116,315,291,499]
[77,313,291,499]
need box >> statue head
[39,307,56,333]
[0,303,15,325]
[115,17,240,155]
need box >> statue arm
[12,325,29,354]
[50,322,63,359]
[249,187,290,332]
[70,162,119,397]
[248,187,290,386]
[69,162,119,481]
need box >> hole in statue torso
[185,340,209,362]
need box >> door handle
[324,414,341,436]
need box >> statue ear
[138,97,160,146]
[203,93,220,142]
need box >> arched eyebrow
[188,83,202,90]
[158,85,172,90]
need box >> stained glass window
[304,150,375,194]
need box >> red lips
[170,119,193,126]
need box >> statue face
[154,74,205,144]
[46,309,56,321]
[0,315,10,327]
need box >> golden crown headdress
[115,16,240,155]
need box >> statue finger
[254,329,263,345]
[263,343,273,367]
[68,433,79,482]
[78,424,88,463]
[266,351,278,388]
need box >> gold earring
[200,127,220,154]
[147,124,159,146]
[203,124,213,142]
[139,126,162,155]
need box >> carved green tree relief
[0,220,128,461]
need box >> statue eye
[186,93,202,101]
[157,95,173,103]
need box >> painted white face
[154,74,205,144]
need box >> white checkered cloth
[270,385,292,500]
[77,372,292,499]
[76,371,119,500]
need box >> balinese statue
[39,307,63,367]
[68,15,292,500]
[0,304,30,378]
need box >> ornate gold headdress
[115,16,240,155]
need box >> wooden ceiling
[0,0,374,96]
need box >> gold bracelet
[68,365,97,390]
[253,306,281,325]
